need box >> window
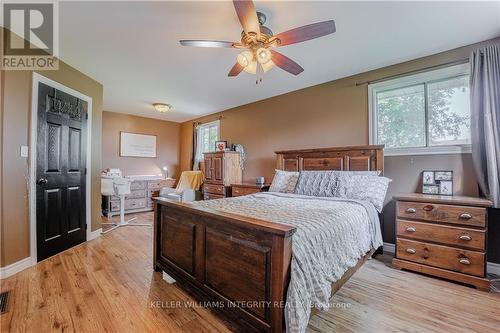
[369,64,471,155]
[195,120,219,161]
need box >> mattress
[193,192,383,333]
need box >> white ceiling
[59,1,500,122]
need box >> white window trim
[369,63,472,156]
[195,120,220,161]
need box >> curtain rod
[355,58,469,87]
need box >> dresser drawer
[397,201,486,227]
[204,184,226,195]
[397,219,486,251]
[396,239,485,277]
[125,189,146,199]
[130,181,147,190]
[124,198,147,210]
[204,192,224,200]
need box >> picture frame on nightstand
[422,170,453,195]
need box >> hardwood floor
[1,212,499,332]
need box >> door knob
[37,178,48,185]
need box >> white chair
[101,177,150,234]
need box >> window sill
[384,145,471,156]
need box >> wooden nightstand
[392,193,492,291]
[231,183,270,197]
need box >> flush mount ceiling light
[153,103,172,113]
[179,0,336,77]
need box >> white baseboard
[383,242,395,254]
[0,257,35,279]
[88,228,102,241]
[382,242,500,276]
[1,229,102,280]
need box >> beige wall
[0,62,103,267]
[102,111,180,177]
[180,38,499,243]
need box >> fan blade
[228,62,245,77]
[273,20,336,46]
[233,0,260,38]
[179,40,235,48]
[270,50,304,75]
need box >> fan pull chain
[255,77,263,85]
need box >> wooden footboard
[153,198,296,332]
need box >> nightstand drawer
[396,219,486,251]
[204,192,224,200]
[397,201,486,227]
[232,186,260,197]
[396,239,485,277]
[204,184,226,195]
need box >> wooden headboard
[275,145,384,174]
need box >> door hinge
[85,113,88,120]
[84,168,87,175]
[85,223,88,230]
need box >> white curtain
[470,43,500,207]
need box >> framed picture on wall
[120,132,157,158]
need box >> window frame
[368,63,471,156]
[195,120,220,161]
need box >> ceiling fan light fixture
[243,61,257,74]
[153,103,172,113]
[237,51,253,67]
[256,47,271,64]
[261,60,275,72]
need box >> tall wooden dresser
[203,151,242,200]
[392,193,492,290]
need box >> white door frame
[30,72,94,262]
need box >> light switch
[20,145,29,158]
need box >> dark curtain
[470,43,500,207]
[191,122,199,170]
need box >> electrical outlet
[20,145,29,158]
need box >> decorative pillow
[294,171,338,197]
[269,170,299,193]
[337,175,391,212]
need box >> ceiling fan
[179,0,336,77]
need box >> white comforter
[193,192,383,333]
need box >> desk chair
[101,177,150,234]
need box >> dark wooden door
[36,82,87,261]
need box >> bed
[153,145,385,332]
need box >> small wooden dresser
[392,193,492,290]
[231,183,270,197]
[203,151,242,200]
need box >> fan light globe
[237,51,253,67]
[256,48,271,64]
[261,60,275,72]
[243,61,257,74]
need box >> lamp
[243,61,257,74]
[162,166,169,179]
[260,60,275,72]
[153,103,172,113]
[256,47,271,64]
[237,51,253,67]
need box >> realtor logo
[1,1,59,70]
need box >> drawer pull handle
[459,213,472,220]
[459,258,471,265]
[406,208,416,213]
[406,248,416,254]
[406,227,416,233]
[423,205,434,211]
[459,235,472,241]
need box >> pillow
[294,171,338,197]
[337,174,391,212]
[269,170,299,193]
[334,170,381,176]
